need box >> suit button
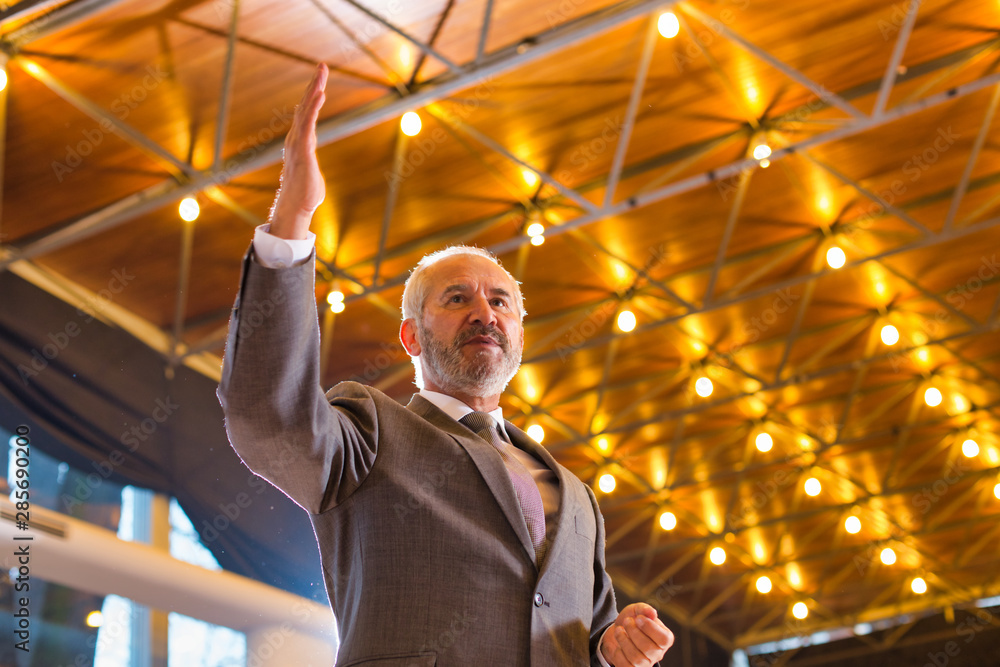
[534,593,544,607]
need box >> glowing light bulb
[526,222,545,237]
[710,546,726,565]
[330,301,345,313]
[758,158,770,168]
[326,290,345,305]
[911,577,927,594]
[598,473,616,493]
[400,111,422,136]
[756,575,772,593]
[844,515,861,534]
[753,144,772,160]
[792,602,809,619]
[596,436,610,453]
[659,511,677,531]
[527,424,545,443]
[994,483,1000,500]
[755,432,773,452]
[695,377,713,397]
[804,477,821,496]
[530,234,545,246]
[0,68,7,93]
[826,246,846,269]
[85,610,103,628]
[178,197,200,222]
[881,325,899,345]
[617,310,637,332]
[880,547,896,565]
[657,12,680,38]
[521,169,539,187]
[924,387,942,407]
[962,439,979,457]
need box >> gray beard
[418,323,521,398]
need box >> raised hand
[601,603,675,667]
[268,62,329,240]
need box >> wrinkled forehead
[425,254,518,296]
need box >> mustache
[455,324,510,351]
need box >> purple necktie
[460,412,547,563]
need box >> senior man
[218,63,673,666]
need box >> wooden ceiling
[4,0,1000,657]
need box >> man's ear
[400,318,421,356]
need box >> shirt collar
[419,389,508,440]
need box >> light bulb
[924,387,942,407]
[598,473,616,493]
[755,432,773,452]
[85,610,103,628]
[880,547,896,565]
[962,439,979,457]
[710,546,726,565]
[792,602,809,619]
[804,477,821,497]
[826,246,846,269]
[330,301,345,313]
[178,197,200,222]
[400,111,422,136]
[526,424,545,443]
[756,575,772,593]
[530,234,545,246]
[881,325,899,345]
[326,290,345,305]
[753,144,772,160]
[659,511,677,530]
[911,577,927,594]
[0,68,7,93]
[844,515,861,534]
[617,310,637,332]
[521,169,539,187]
[526,222,545,237]
[695,377,713,397]
[657,12,680,38]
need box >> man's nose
[468,295,498,326]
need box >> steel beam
[681,2,865,120]
[873,0,921,117]
[945,83,1000,230]
[476,0,495,63]
[3,0,129,47]
[340,0,461,73]
[213,0,240,172]
[603,8,661,208]
[0,0,665,270]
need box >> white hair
[400,245,525,323]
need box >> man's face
[409,254,524,398]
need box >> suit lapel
[407,395,537,566]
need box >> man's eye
[491,299,507,307]
[449,295,464,303]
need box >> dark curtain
[0,270,326,603]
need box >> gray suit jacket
[218,249,619,666]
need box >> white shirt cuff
[596,626,613,667]
[252,223,316,269]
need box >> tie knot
[460,411,499,437]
